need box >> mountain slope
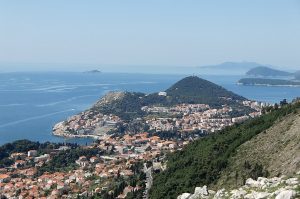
[246,66,292,77]
[216,107,300,188]
[149,101,300,199]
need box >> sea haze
[0,72,299,146]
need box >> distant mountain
[198,61,262,75]
[246,66,293,77]
[92,76,247,120]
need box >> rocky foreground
[177,173,300,199]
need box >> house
[34,154,50,162]
[158,91,167,96]
[76,156,89,168]
[14,160,26,168]
[90,156,100,164]
[0,174,10,183]
[28,150,38,157]
[10,152,26,159]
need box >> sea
[1,72,300,146]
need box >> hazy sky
[0,0,300,72]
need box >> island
[84,69,102,74]
[295,71,300,80]
[238,78,300,87]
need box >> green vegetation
[246,66,292,77]
[93,92,147,120]
[0,140,69,168]
[37,148,101,175]
[238,78,300,86]
[165,76,245,106]
[149,101,300,199]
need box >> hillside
[246,66,292,77]
[165,76,245,105]
[216,106,300,188]
[149,101,300,199]
[91,76,247,120]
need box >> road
[143,163,153,199]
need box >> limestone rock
[275,190,296,199]
[245,178,260,188]
[177,193,191,199]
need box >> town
[53,100,265,138]
[0,99,267,198]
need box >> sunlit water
[0,72,299,145]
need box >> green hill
[246,66,292,77]
[91,76,247,120]
[149,101,300,199]
[165,76,245,105]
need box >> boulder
[213,188,225,199]
[177,193,191,199]
[245,178,260,188]
[285,178,298,185]
[230,189,247,198]
[190,186,209,199]
[275,190,296,199]
[244,191,270,199]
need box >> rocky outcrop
[177,175,300,199]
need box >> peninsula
[53,76,263,139]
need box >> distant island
[246,66,293,77]
[295,71,300,80]
[84,69,102,73]
[238,78,300,87]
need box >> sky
[0,0,300,72]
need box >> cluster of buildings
[53,110,121,138]
[144,102,262,133]
[141,103,210,114]
[0,131,188,198]
[242,100,270,111]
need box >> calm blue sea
[0,72,299,146]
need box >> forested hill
[91,76,247,120]
[149,100,300,199]
[164,76,245,104]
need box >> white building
[158,92,167,96]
